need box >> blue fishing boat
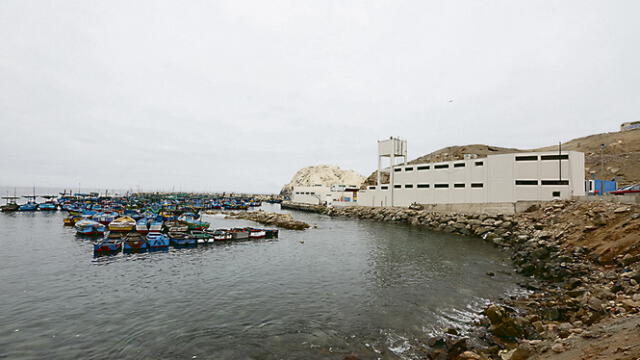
[75,219,107,236]
[169,232,196,247]
[93,233,123,255]
[123,232,147,252]
[18,202,38,211]
[149,216,163,232]
[136,218,150,234]
[37,202,57,211]
[146,232,169,249]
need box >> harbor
[0,198,521,359]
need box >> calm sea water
[0,204,521,359]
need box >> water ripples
[0,206,523,359]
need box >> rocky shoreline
[205,209,311,230]
[284,200,640,359]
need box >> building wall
[291,186,359,206]
[358,151,585,207]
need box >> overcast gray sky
[1,0,638,193]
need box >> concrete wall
[358,151,585,207]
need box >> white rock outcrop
[280,165,365,196]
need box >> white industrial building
[291,184,359,206]
[358,138,585,208]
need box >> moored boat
[229,228,249,240]
[75,219,107,236]
[64,215,83,226]
[1,196,19,212]
[18,202,38,211]
[246,227,266,239]
[190,230,213,244]
[136,218,150,234]
[108,216,136,232]
[37,202,57,211]
[123,232,147,252]
[207,229,232,241]
[164,220,188,233]
[93,232,123,254]
[149,216,163,232]
[169,232,196,246]
[146,232,169,249]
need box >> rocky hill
[280,165,365,197]
[363,128,640,188]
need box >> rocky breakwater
[221,210,310,230]
[324,201,640,360]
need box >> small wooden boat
[146,232,169,249]
[18,202,38,211]
[246,228,266,239]
[190,230,213,244]
[264,229,279,239]
[229,228,249,240]
[64,215,82,226]
[169,232,196,246]
[1,195,20,212]
[93,232,123,254]
[37,202,57,211]
[136,218,150,234]
[149,216,163,232]
[164,220,188,233]
[207,229,232,241]
[108,216,136,232]
[95,212,118,225]
[75,219,107,236]
[123,232,147,252]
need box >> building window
[434,184,449,188]
[541,180,569,185]
[454,183,465,188]
[516,155,538,161]
[404,184,413,188]
[394,185,401,189]
[417,165,430,170]
[381,186,388,190]
[404,167,414,172]
[417,184,430,189]
[454,163,465,168]
[368,186,376,190]
[541,154,569,161]
[475,161,484,167]
[515,180,538,185]
[552,191,561,197]
[471,183,484,188]
[434,164,449,169]
[394,168,401,172]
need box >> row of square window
[370,183,484,190]
[294,192,316,195]
[394,155,569,173]
[394,162,482,172]
[368,179,569,190]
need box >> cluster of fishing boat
[2,191,283,255]
[69,212,278,256]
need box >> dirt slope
[362,128,640,188]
